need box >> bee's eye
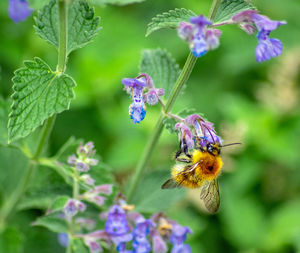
[207,145,213,152]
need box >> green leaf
[133,171,185,213]
[213,0,256,24]
[146,8,196,37]
[8,57,76,142]
[49,196,70,212]
[0,227,23,253]
[72,238,89,253]
[163,108,196,134]
[33,213,68,233]
[89,0,145,6]
[35,0,100,54]
[140,49,180,99]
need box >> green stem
[57,0,68,73]
[127,0,222,202]
[0,116,56,230]
[208,0,221,20]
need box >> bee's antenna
[221,143,242,147]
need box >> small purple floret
[58,233,69,248]
[129,103,146,124]
[105,205,129,236]
[8,0,33,23]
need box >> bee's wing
[199,179,220,213]
[161,178,182,189]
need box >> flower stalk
[127,0,222,202]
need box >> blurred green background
[0,0,300,252]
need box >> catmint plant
[0,0,290,252]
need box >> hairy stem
[127,0,221,201]
[57,0,68,73]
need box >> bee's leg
[175,141,192,163]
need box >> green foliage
[0,227,23,253]
[33,213,69,233]
[90,0,145,6]
[48,196,70,212]
[213,0,256,24]
[72,239,89,253]
[35,0,100,54]
[146,8,196,37]
[8,58,76,142]
[140,48,180,99]
[0,98,10,145]
[133,171,185,213]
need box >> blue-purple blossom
[105,205,130,238]
[8,0,33,23]
[185,114,221,144]
[129,103,146,124]
[232,10,286,62]
[170,224,192,253]
[58,233,69,248]
[178,15,221,57]
[122,74,165,124]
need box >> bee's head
[207,142,221,156]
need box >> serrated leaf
[33,213,68,233]
[163,108,196,134]
[48,196,70,212]
[89,0,144,6]
[213,0,256,24]
[35,0,100,54]
[146,8,196,37]
[8,57,76,142]
[140,49,180,99]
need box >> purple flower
[232,10,286,62]
[144,88,164,105]
[132,235,151,253]
[184,114,220,144]
[84,238,103,253]
[178,15,221,57]
[8,0,33,23]
[116,242,133,253]
[105,205,130,236]
[68,142,99,173]
[58,233,69,248]
[170,225,192,245]
[75,217,96,230]
[152,231,168,253]
[80,174,95,186]
[170,224,192,253]
[171,244,191,253]
[63,199,86,219]
[80,184,112,207]
[129,103,146,124]
[174,123,194,150]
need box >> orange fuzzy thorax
[171,150,223,189]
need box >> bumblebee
[162,137,224,213]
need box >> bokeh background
[0,0,300,252]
